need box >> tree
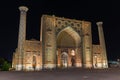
[0,57,11,71]
[1,61,11,71]
[0,57,5,70]
[0,58,4,65]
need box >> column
[17,6,28,70]
[96,22,108,68]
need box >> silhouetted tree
[1,61,11,71]
[0,57,11,71]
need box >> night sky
[0,0,120,61]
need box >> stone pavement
[0,68,120,80]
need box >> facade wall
[92,45,103,68]
[12,39,42,71]
[12,14,108,71]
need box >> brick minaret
[96,22,108,68]
[17,6,28,70]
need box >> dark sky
[0,0,120,61]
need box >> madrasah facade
[12,6,108,71]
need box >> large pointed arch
[57,26,81,48]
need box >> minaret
[96,22,108,68]
[17,6,28,70]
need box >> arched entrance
[57,27,81,68]
[61,52,68,68]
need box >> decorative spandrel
[54,17,82,35]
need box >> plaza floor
[0,68,120,80]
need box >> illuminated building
[12,6,108,71]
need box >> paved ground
[0,68,120,80]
